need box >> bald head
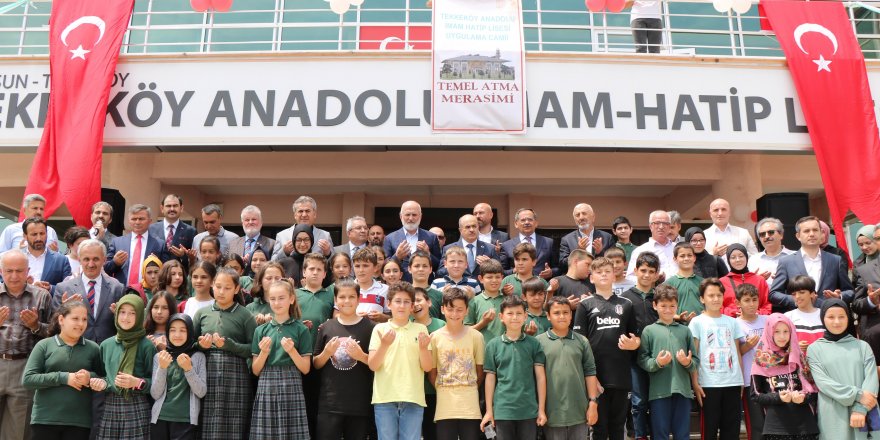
[400,201,423,232]
[648,210,671,244]
[429,227,446,247]
[459,214,480,242]
[473,203,495,233]
[0,250,29,292]
[709,198,731,228]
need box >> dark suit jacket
[104,233,168,285]
[438,240,499,278]
[486,229,509,246]
[769,250,853,312]
[853,258,880,332]
[558,228,615,271]
[501,234,558,277]
[52,274,125,343]
[149,221,196,264]
[39,250,72,289]
[228,234,276,258]
[383,228,442,273]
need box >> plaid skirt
[96,392,150,440]
[250,364,310,440]
[201,350,252,440]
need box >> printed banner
[431,0,526,133]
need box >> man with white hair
[333,216,370,260]
[0,249,51,440]
[273,195,334,260]
[559,203,614,270]
[626,210,679,282]
[703,198,758,257]
[0,194,59,252]
[228,205,275,260]
[383,201,442,275]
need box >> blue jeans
[374,402,424,440]
[649,394,691,440]
[630,365,651,438]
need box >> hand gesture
[823,289,842,299]
[851,412,867,429]
[19,307,39,331]
[679,311,696,324]
[712,243,728,257]
[303,320,313,330]
[416,240,429,253]
[281,337,296,354]
[676,349,693,367]
[618,333,640,351]
[283,240,294,256]
[480,413,495,432]
[548,278,559,293]
[345,339,367,361]
[586,402,598,425]
[379,328,396,347]
[475,254,490,266]
[656,350,673,367]
[779,390,792,403]
[536,411,547,427]
[67,372,84,390]
[198,334,213,349]
[758,270,772,280]
[502,284,514,295]
[745,333,760,350]
[48,241,59,252]
[169,245,187,257]
[860,391,878,410]
[177,353,193,372]
[33,281,51,291]
[395,241,411,261]
[322,336,341,357]
[567,295,581,310]
[869,284,880,306]
[114,372,138,389]
[61,292,83,304]
[592,237,604,255]
[212,333,225,348]
[418,332,431,349]
[109,303,117,314]
[157,350,173,369]
[480,308,496,324]
[791,390,805,404]
[112,251,128,266]
[525,320,538,336]
[258,336,272,354]
[798,340,809,353]
[89,378,107,392]
[0,306,9,327]
[74,369,90,387]
[538,263,552,280]
[367,310,385,322]
[577,236,590,250]
[494,240,502,254]
[318,239,332,256]
[255,314,272,325]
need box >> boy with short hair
[689,278,746,440]
[410,250,444,319]
[552,249,594,300]
[537,296,599,440]
[637,284,698,440]
[431,246,482,297]
[574,257,640,440]
[735,284,766,440]
[613,216,637,262]
[481,295,547,439]
[368,281,434,440]
[353,247,390,322]
[466,259,507,343]
[620,251,662,440]
[606,247,635,295]
[297,253,335,340]
[430,287,485,440]
[502,243,549,296]
[783,275,823,350]
[413,287,446,440]
[523,278,551,335]
[662,242,703,324]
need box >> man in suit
[89,201,117,249]
[473,202,509,247]
[769,215,853,312]
[332,215,370,261]
[440,214,498,278]
[559,203,615,271]
[228,205,276,260]
[273,195,334,260]
[104,204,167,288]
[383,201,442,275]
[21,217,71,292]
[148,194,196,264]
[501,208,557,279]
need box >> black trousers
[150,420,196,440]
[31,424,90,440]
[495,418,537,440]
[316,412,370,440]
[423,394,438,440]
[632,18,662,54]
[701,386,742,440]
[593,388,629,440]
[436,419,481,440]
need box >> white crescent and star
[59,16,106,60]
[793,23,839,73]
[379,36,414,51]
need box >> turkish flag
[763,0,880,256]
[359,25,432,50]
[22,0,135,226]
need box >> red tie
[166,224,174,249]
[128,234,143,287]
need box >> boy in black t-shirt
[574,257,640,440]
[552,249,594,301]
[313,278,376,440]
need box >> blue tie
[467,243,476,273]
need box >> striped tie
[87,280,96,315]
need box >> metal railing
[0,0,879,58]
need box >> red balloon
[586,0,606,12]
[750,210,758,223]
[190,0,210,12]
[607,0,626,13]
[211,0,234,12]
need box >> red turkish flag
[763,0,880,256]
[22,0,135,226]
[359,25,432,50]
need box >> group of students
[20,227,880,440]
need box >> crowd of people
[0,192,877,440]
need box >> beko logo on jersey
[596,317,621,325]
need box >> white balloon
[351,0,365,6]
[712,0,732,13]
[330,0,350,14]
[731,0,751,14]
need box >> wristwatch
[588,396,599,403]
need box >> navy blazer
[104,233,168,285]
[501,234,559,277]
[383,227,442,273]
[52,273,125,343]
[149,221,196,264]
[558,229,615,271]
[769,250,853,312]
[39,250,72,289]
[438,240,500,278]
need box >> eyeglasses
[690,239,706,244]
[758,230,778,238]
[437,236,445,240]
[295,238,311,243]
[391,299,412,306]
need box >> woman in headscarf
[278,224,315,286]
[806,299,879,439]
[720,243,772,317]
[685,227,728,279]
[852,225,878,287]
[751,313,819,440]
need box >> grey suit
[228,234,276,258]
[559,228,615,271]
[853,259,880,334]
[272,225,334,260]
[52,274,125,344]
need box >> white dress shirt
[129,232,150,283]
[162,219,180,242]
[82,273,102,311]
[518,233,536,244]
[478,227,495,245]
[405,230,419,254]
[802,249,822,288]
[703,223,759,256]
[748,247,796,286]
[26,249,47,282]
[626,237,678,283]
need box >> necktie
[524,236,532,244]
[245,238,255,258]
[466,243,476,273]
[87,280,96,316]
[128,234,143,287]
[166,224,174,249]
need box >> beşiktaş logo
[614,304,624,315]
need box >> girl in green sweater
[23,300,104,440]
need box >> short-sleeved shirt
[501,275,549,297]
[431,327,485,421]
[357,280,389,315]
[526,311,551,334]
[251,318,314,367]
[431,276,482,296]
[552,275,593,298]
[689,314,745,388]
[314,318,375,416]
[296,286,334,341]
[483,333,546,421]
[784,308,823,347]
[737,315,767,386]
[663,274,704,317]
[369,321,430,406]
[536,330,596,427]
[464,292,506,343]
[573,293,638,390]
